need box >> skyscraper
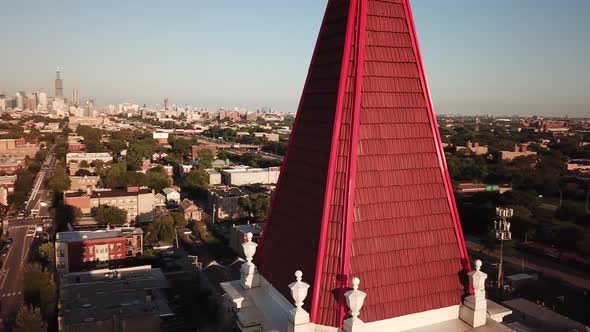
[55,67,63,99]
[72,88,79,107]
[15,91,25,110]
[38,92,48,110]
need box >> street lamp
[494,207,512,289]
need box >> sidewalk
[466,240,590,290]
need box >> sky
[0,1,589,117]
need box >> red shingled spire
[255,0,470,327]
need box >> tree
[92,205,127,225]
[183,170,209,197]
[197,149,214,169]
[146,214,176,244]
[239,193,271,222]
[75,168,93,176]
[11,169,35,208]
[14,305,46,332]
[170,211,185,228]
[54,204,81,231]
[47,166,71,193]
[103,162,127,188]
[38,242,54,265]
[22,264,56,320]
[146,169,170,192]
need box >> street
[466,240,590,290]
[0,219,47,320]
[0,150,56,325]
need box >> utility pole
[494,207,513,289]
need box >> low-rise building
[253,132,279,142]
[207,186,247,221]
[69,175,100,191]
[66,152,112,165]
[58,265,171,332]
[64,186,155,223]
[162,187,180,205]
[55,227,143,273]
[221,166,280,186]
[500,144,537,161]
[206,169,222,185]
[457,141,489,155]
[178,198,203,221]
[0,138,40,158]
[567,159,590,173]
[0,157,25,174]
[229,223,264,256]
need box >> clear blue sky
[1,1,588,116]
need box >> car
[5,238,13,246]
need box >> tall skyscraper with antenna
[55,67,63,99]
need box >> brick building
[55,227,143,273]
[0,138,40,158]
[64,186,155,223]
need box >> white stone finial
[240,232,260,289]
[474,260,482,271]
[289,270,310,312]
[345,277,366,320]
[343,277,367,331]
[242,232,257,264]
[288,270,312,330]
[461,260,489,327]
[352,277,360,290]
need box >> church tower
[221,0,512,330]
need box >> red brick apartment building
[55,227,143,273]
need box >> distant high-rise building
[72,88,79,107]
[164,98,169,110]
[15,91,25,110]
[0,93,6,110]
[38,92,48,110]
[25,93,37,110]
[55,67,63,99]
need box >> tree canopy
[239,193,271,222]
[47,166,71,193]
[92,205,127,225]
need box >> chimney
[521,145,527,152]
[474,142,479,148]
[127,186,139,193]
[514,144,519,152]
[86,187,92,196]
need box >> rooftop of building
[64,187,152,198]
[208,186,246,197]
[66,152,112,157]
[59,265,171,325]
[222,166,279,174]
[56,227,143,243]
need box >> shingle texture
[256,0,469,327]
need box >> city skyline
[0,1,589,116]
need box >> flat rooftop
[60,266,171,325]
[57,227,142,243]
